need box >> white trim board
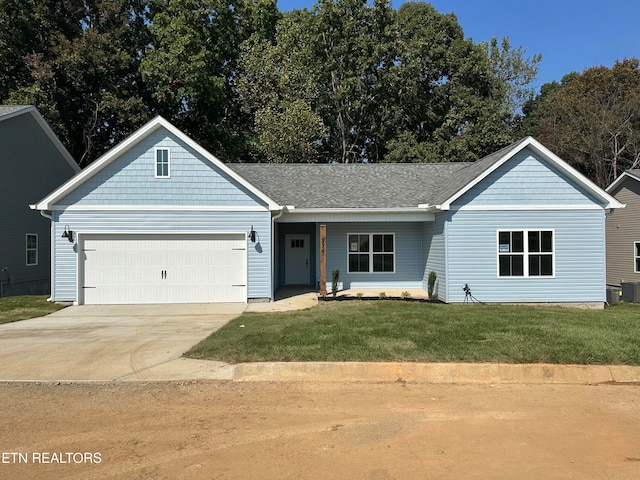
[47,204,269,212]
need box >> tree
[3,0,152,166]
[311,0,394,163]
[382,2,537,163]
[522,59,640,187]
[141,0,280,161]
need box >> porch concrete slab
[0,303,244,382]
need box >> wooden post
[319,222,327,297]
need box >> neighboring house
[34,116,622,306]
[605,169,640,286]
[1,105,79,296]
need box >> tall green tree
[238,0,539,164]
[141,0,280,161]
[522,59,640,187]
[2,0,151,166]
[237,9,328,162]
[312,0,394,163]
[383,3,539,163]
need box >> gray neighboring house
[606,169,640,286]
[35,116,622,306]
[1,106,79,296]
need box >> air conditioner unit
[606,287,621,305]
[621,282,640,303]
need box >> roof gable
[35,116,279,211]
[606,169,640,195]
[0,105,79,173]
[435,137,623,210]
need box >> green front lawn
[186,301,640,365]
[0,295,67,324]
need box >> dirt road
[1,380,639,479]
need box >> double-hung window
[498,230,553,277]
[155,147,170,178]
[348,233,394,273]
[26,234,38,266]
[635,242,640,273]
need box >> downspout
[271,207,285,301]
[39,210,55,302]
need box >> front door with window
[285,234,310,285]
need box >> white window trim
[496,229,555,278]
[26,234,38,266]
[347,233,396,274]
[634,242,640,273]
[154,147,171,178]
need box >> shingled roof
[228,162,468,209]
[227,140,521,209]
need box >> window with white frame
[348,233,394,273]
[155,147,170,178]
[26,234,38,266]
[635,242,640,273]
[498,230,553,277]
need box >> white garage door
[80,234,247,304]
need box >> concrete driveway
[0,303,245,382]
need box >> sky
[276,0,639,92]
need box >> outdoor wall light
[61,225,74,243]
[249,226,256,243]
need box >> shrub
[331,269,340,297]
[427,271,437,299]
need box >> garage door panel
[81,234,247,304]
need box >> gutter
[285,206,437,214]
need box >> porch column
[319,222,327,297]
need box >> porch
[273,219,438,299]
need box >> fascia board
[524,137,624,209]
[438,138,529,210]
[1,106,79,173]
[34,116,165,210]
[606,170,640,194]
[159,118,281,210]
[439,136,624,210]
[35,116,281,211]
[27,108,80,173]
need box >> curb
[228,362,640,385]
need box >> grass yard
[186,301,640,365]
[0,295,67,324]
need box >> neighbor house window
[155,147,170,178]
[348,233,394,273]
[26,234,38,266]
[498,230,553,277]
[635,242,640,273]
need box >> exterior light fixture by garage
[249,226,256,243]
[61,225,74,243]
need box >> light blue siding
[453,148,601,208]
[445,209,605,303]
[324,222,424,289]
[59,128,264,207]
[423,213,446,300]
[51,210,271,302]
